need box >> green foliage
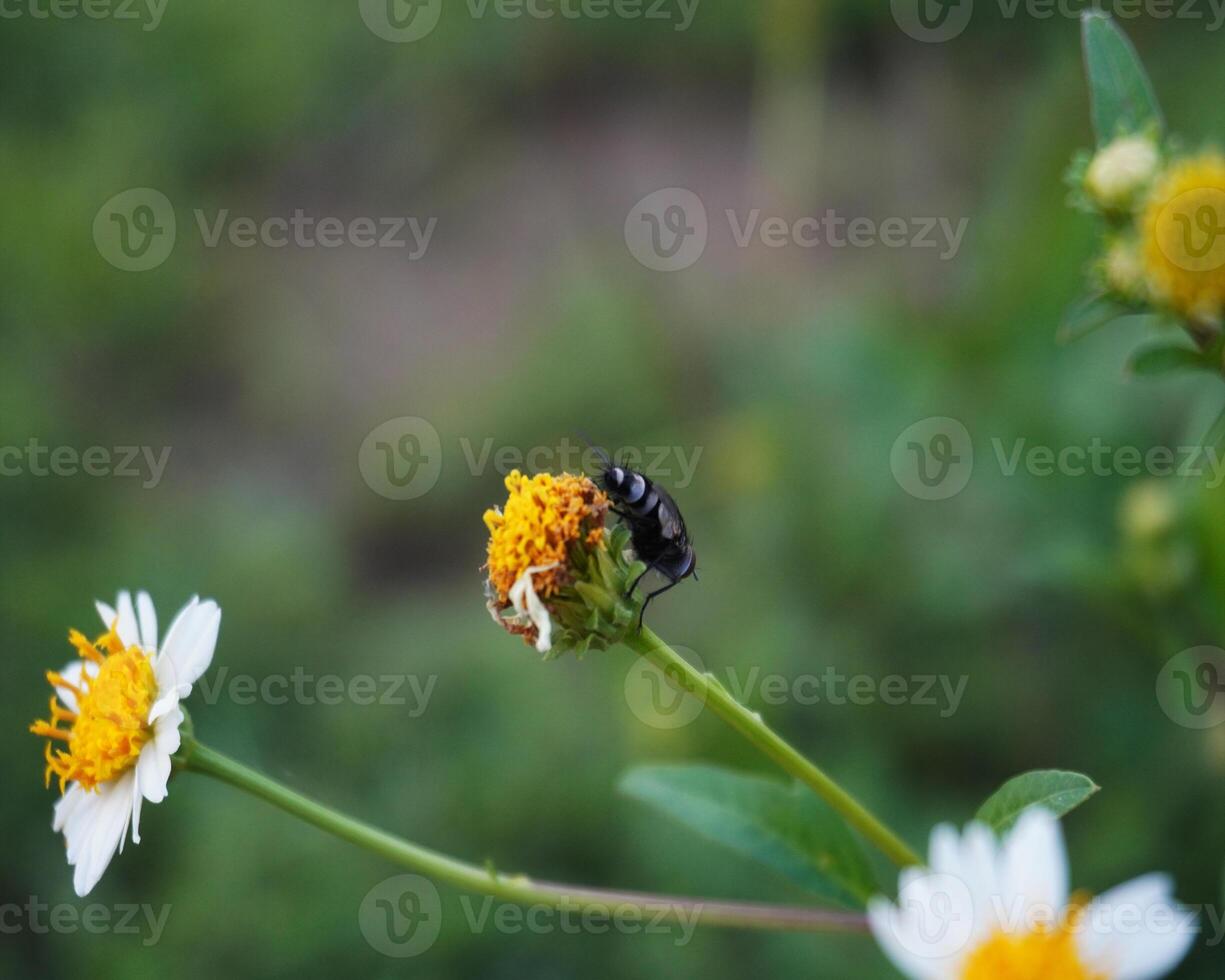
[975,771,1100,833]
[1058,293,1137,345]
[620,764,878,907]
[6,6,1225,979]
[1127,343,1220,378]
[1081,12,1164,145]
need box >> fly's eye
[625,471,647,503]
[609,467,625,487]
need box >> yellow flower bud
[1085,136,1160,211]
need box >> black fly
[588,444,697,629]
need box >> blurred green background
[4,2,1225,976]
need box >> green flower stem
[178,738,867,935]
[625,627,921,869]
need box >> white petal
[508,564,558,653]
[124,776,143,850]
[114,591,140,649]
[151,649,187,715]
[136,591,158,651]
[959,822,1003,941]
[53,783,89,833]
[136,740,173,806]
[96,600,117,632]
[998,808,1068,930]
[867,897,956,980]
[158,598,220,689]
[1077,874,1197,980]
[62,771,136,897]
[928,824,962,879]
[146,690,181,725]
[153,704,184,757]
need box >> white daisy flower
[868,808,1196,980]
[30,590,220,897]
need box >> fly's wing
[652,484,687,542]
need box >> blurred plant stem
[625,627,922,869]
[176,738,868,935]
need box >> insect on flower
[587,443,697,630]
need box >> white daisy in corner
[30,590,220,897]
[868,808,1197,980]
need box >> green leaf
[975,770,1099,833]
[619,764,878,907]
[1203,404,1225,452]
[1081,11,1163,145]
[1057,293,1133,345]
[1127,343,1215,378]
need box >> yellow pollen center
[483,469,609,604]
[1142,153,1225,319]
[31,625,159,793]
[961,925,1103,980]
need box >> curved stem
[624,627,921,869]
[179,739,867,935]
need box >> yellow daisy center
[1142,153,1225,320]
[483,469,609,603]
[961,925,1102,980]
[30,625,159,793]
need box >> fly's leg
[636,577,682,631]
